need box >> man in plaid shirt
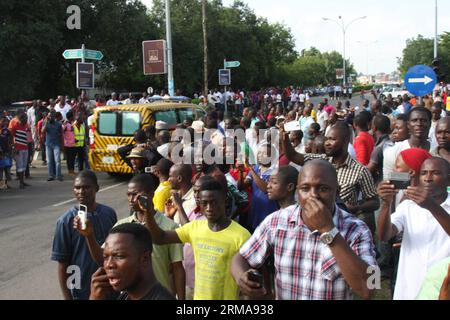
[232,160,377,300]
[282,122,379,217]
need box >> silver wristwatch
[320,227,339,245]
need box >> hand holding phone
[247,270,264,288]
[78,204,88,230]
[388,172,410,190]
[138,194,149,212]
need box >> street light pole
[323,16,367,87]
[342,19,346,86]
[165,0,174,96]
[357,40,378,75]
[434,0,438,59]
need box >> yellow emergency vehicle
[88,100,205,174]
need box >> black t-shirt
[0,128,11,153]
[117,283,176,300]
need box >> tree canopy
[398,33,450,82]
[0,0,358,105]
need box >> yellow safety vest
[74,124,85,147]
[446,96,450,112]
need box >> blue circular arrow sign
[404,65,437,97]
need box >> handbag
[0,157,12,168]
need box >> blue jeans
[46,144,62,179]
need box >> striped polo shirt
[10,122,29,151]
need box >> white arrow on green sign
[224,61,240,68]
[63,49,83,59]
[62,49,103,61]
[84,49,103,61]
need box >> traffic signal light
[432,58,441,82]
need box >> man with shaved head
[282,122,379,222]
[377,157,450,300]
[431,117,450,163]
[167,164,196,224]
[232,160,377,300]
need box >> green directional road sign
[84,49,103,61]
[63,49,83,59]
[224,61,240,68]
[63,49,103,61]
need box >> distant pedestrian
[43,110,63,181]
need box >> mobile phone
[78,204,88,230]
[138,195,149,210]
[247,270,264,288]
[388,172,410,190]
[145,166,157,174]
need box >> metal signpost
[221,60,240,114]
[63,44,103,90]
[76,63,94,89]
[219,69,231,86]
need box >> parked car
[380,86,411,100]
[0,101,33,115]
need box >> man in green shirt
[417,257,450,300]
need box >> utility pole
[165,0,174,96]
[202,0,208,96]
[323,16,367,87]
[434,0,438,59]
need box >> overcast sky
[142,0,449,75]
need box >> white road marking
[52,182,125,207]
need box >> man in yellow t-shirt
[142,176,251,300]
[152,158,173,212]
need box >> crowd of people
[0,92,95,189]
[32,82,450,300]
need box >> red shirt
[37,119,45,143]
[353,131,374,166]
[279,154,290,166]
[229,167,251,213]
[10,122,30,151]
[324,105,336,115]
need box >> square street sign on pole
[76,62,95,89]
[336,68,344,80]
[143,40,167,75]
[219,69,231,86]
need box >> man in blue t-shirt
[43,110,63,181]
[51,170,117,300]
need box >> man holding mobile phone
[51,170,117,300]
[232,160,377,300]
[89,223,175,300]
[74,174,185,300]
[377,157,450,300]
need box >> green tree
[0,0,157,104]
[398,35,434,77]
[0,0,299,104]
[150,0,297,93]
[398,33,450,82]
[276,47,356,87]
